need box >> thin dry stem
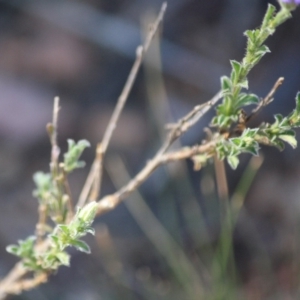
[35,204,47,244]
[89,143,103,202]
[249,77,284,119]
[97,140,217,215]
[77,3,168,207]
[0,272,48,299]
[160,94,221,156]
[36,97,61,244]
[0,263,26,300]
[48,97,60,174]
[77,159,97,207]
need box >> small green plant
[0,1,299,299]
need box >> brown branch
[77,2,168,207]
[164,91,222,153]
[0,263,26,300]
[77,153,98,207]
[0,270,48,299]
[46,97,60,175]
[89,143,103,202]
[248,77,284,120]
[97,140,217,215]
[35,97,61,243]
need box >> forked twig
[163,91,222,153]
[248,77,284,120]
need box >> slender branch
[0,263,26,300]
[89,143,103,202]
[35,97,61,243]
[0,272,48,299]
[77,156,97,207]
[248,77,284,120]
[47,97,60,175]
[164,92,222,152]
[77,2,168,207]
[35,204,47,243]
[166,91,222,138]
[97,140,217,215]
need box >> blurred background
[0,0,300,299]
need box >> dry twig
[35,97,61,243]
[78,2,168,207]
[248,77,284,120]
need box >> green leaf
[56,252,70,266]
[247,144,260,156]
[50,235,60,247]
[58,224,70,235]
[289,92,300,125]
[274,114,284,124]
[42,253,62,269]
[242,128,259,138]
[261,4,276,28]
[230,60,242,83]
[295,92,300,113]
[227,156,239,170]
[63,139,91,173]
[244,29,257,43]
[85,227,96,236]
[6,245,19,255]
[231,137,242,146]
[235,93,259,109]
[272,139,285,151]
[76,202,98,225]
[7,236,36,259]
[221,76,232,94]
[32,172,52,201]
[279,134,297,148]
[71,239,91,253]
[237,78,249,89]
[256,45,271,56]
